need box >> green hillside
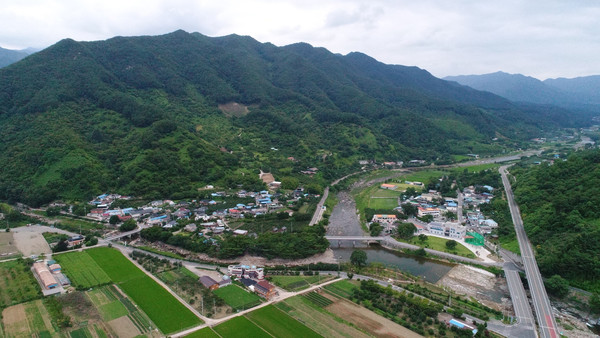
[512,149,600,291]
[0,30,590,205]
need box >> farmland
[0,232,19,259]
[53,251,111,289]
[276,296,370,338]
[213,316,270,338]
[1,300,58,337]
[246,305,322,338]
[71,247,203,334]
[185,327,220,338]
[323,280,359,299]
[213,285,262,311]
[269,274,336,291]
[0,259,41,309]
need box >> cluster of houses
[369,184,498,243]
[199,264,278,300]
[32,260,70,296]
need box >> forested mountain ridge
[512,149,600,292]
[0,30,592,205]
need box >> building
[371,214,397,225]
[227,265,264,279]
[67,235,84,247]
[427,222,466,239]
[418,207,441,218]
[380,183,396,190]
[199,276,219,290]
[33,262,59,289]
[255,280,277,299]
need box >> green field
[368,198,398,210]
[213,285,262,311]
[401,235,476,258]
[84,247,203,334]
[371,188,402,198]
[0,259,42,309]
[246,305,322,338]
[214,316,271,338]
[54,251,111,289]
[451,163,499,173]
[269,275,335,291]
[184,327,220,338]
[323,280,359,299]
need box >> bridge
[325,236,385,241]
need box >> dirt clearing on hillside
[325,297,423,338]
[13,231,51,256]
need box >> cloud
[0,0,598,79]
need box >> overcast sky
[1,0,598,80]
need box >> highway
[500,165,559,338]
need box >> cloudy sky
[1,0,598,80]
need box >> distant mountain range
[0,30,594,205]
[0,46,38,68]
[445,72,600,113]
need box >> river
[327,190,454,283]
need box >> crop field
[304,292,333,307]
[213,285,262,311]
[54,251,111,289]
[269,275,335,291]
[0,259,41,309]
[85,247,203,334]
[246,305,322,338]
[213,316,270,338]
[276,296,371,338]
[2,300,58,337]
[323,280,358,299]
[184,327,220,338]
[0,232,19,259]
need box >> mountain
[444,72,600,114]
[0,30,591,205]
[0,46,35,68]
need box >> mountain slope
[0,30,590,205]
[544,75,600,106]
[0,46,33,68]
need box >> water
[332,245,454,283]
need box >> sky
[1,0,599,80]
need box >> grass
[213,285,262,311]
[401,235,476,258]
[136,246,186,259]
[53,251,111,289]
[85,247,202,334]
[367,198,399,210]
[214,316,271,338]
[269,275,334,291]
[499,238,521,255]
[0,259,42,309]
[323,280,358,299]
[184,327,220,338]
[97,300,128,321]
[451,163,499,173]
[371,188,402,198]
[246,305,322,338]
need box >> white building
[427,222,466,239]
[418,207,441,218]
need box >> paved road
[457,190,464,224]
[500,165,559,338]
[503,264,537,338]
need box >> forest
[0,30,592,206]
[512,149,600,291]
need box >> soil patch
[325,297,423,338]
[108,316,141,338]
[0,232,19,257]
[2,304,29,336]
[13,231,51,256]
[218,102,249,117]
[436,264,508,311]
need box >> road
[457,190,464,224]
[500,165,559,338]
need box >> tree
[396,222,416,240]
[445,211,457,221]
[109,215,120,225]
[53,239,69,253]
[350,250,367,268]
[46,207,61,217]
[589,293,600,315]
[401,203,417,217]
[85,236,98,246]
[418,234,428,243]
[370,223,383,236]
[445,240,458,250]
[119,218,137,232]
[544,275,569,298]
